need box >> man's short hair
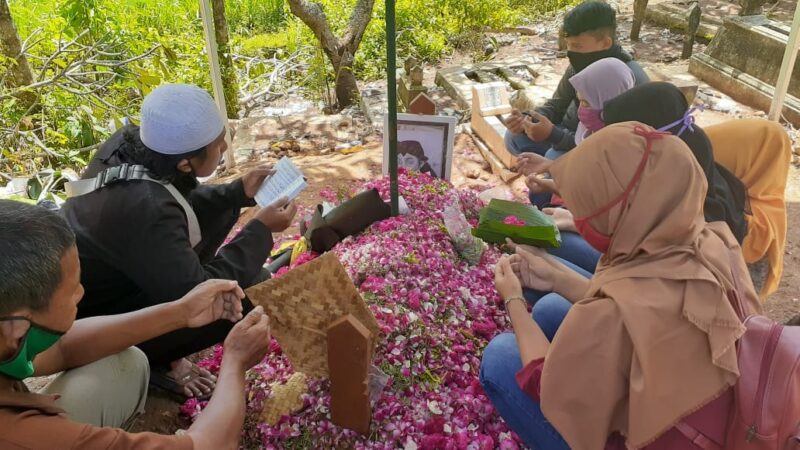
[563,1,617,39]
[0,200,75,315]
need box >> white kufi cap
[139,84,225,155]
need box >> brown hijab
[541,122,761,449]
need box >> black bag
[301,189,391,253]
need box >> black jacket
[535,55,650,151]
[62,128,273,318]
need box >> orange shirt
[0,388,193,450]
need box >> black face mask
[567,45,631,73]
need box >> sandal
[150,359,216,401]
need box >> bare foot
[152,358,216,399]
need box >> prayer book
[255,157,307,207]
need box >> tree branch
[342,0,376,50]
[287,0,341,53]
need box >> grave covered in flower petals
[182,170,524,449]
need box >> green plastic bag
[472,199,561,248]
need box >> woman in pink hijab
[522,58,637,208]
[569,57,636,145]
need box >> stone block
[689,53,800,125]
[701,16,796,95]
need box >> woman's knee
[532,294,572,340]
[479,333,521,389]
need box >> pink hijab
[569,58,635,144]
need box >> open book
[255,157,307,207]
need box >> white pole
[199,0,236,169]
[769,1,800,121]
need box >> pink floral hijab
[569,58,635,144]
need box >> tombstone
[470,82,518,181]
[328,314,372,435]
[399,57,428,111]
[631,0,649,41]
[689,15,800,125]
[408,92,436,115]
[739,0,766,16]
[682,3,702,59]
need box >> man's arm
[545,126,577,151]
[33,280,244,376]
[187,307,270,450]
[534,68,577,124]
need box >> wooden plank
[682,3,702,59]
[328,314,372,435]
[468,129,518,182]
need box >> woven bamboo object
[246,252,380,377]
[260,372,308,426]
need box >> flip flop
[150,363,216,401]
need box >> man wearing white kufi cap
[62,84,297,399]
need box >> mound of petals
[184,170,522,449]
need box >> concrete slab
[435,58,542,110]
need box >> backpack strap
[674,421,723,450]
[65,164,202,248]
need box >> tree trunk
[211,0,239,119]
[0,0,35,105]
[330,50,358,108]
[288,0,375,110]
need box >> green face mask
[0,317,65,380]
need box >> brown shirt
[0,388,193,450]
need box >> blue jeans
[480,294,572,450]
[528,147,569,209]
[548,231,601,275]
[522,256,591,306]
[505,130,551,156]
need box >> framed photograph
[383,113,457,181]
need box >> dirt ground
[58,0,800,439]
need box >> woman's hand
[525,175,558,196]
[509,249,562,293]
[515,152,552,177]
[241,165,276,199]
[495,255,524,301]
[543,207,576,233]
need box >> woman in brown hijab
[480,122,761,449]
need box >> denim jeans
[505,130,552,157]
[522,255,592,306]
[548,231,601,275]
[480,294,573,450]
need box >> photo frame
[383,114,457,181]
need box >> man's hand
[223,306,271,371]
[179,279,245,328]
[525,175,558,196]
[543,207,576,233]
[495,256,524,301]
[505,109,527,134]
[241,165,276,199]
[515,153,552,176]
[254,196,298,232]
[522,112,554,143]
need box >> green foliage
[2,0,576,178]
[225,0,286,34]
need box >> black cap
[563,1,617,37]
